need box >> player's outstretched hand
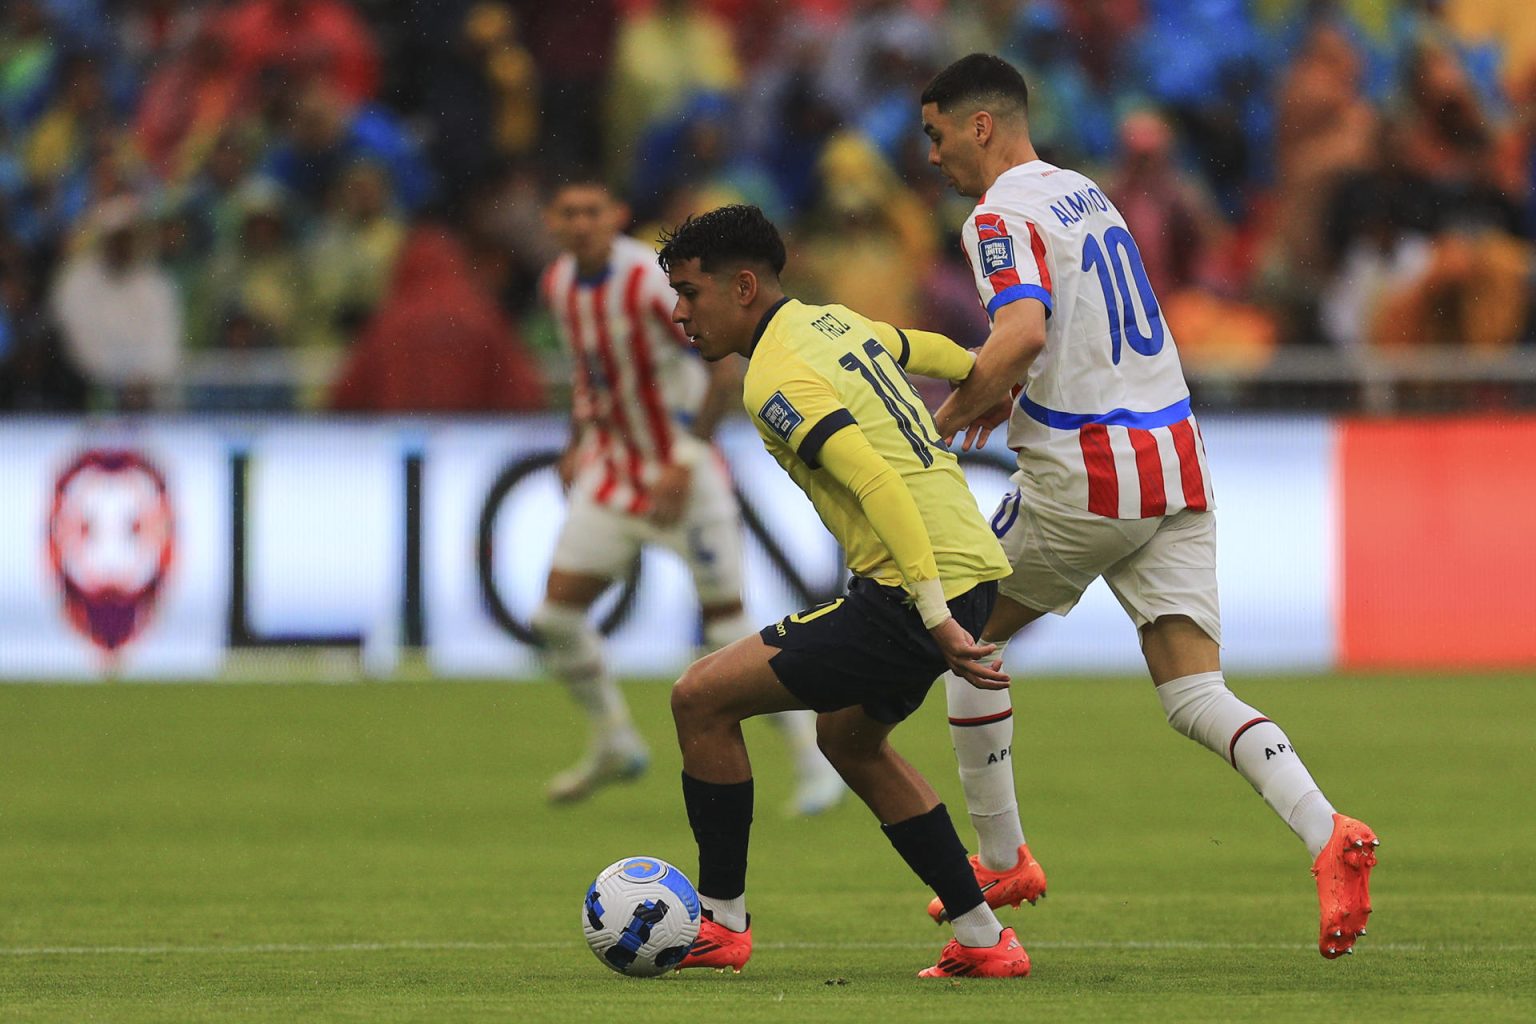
[929,617,1010,690]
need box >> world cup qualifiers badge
[47,450,175,658]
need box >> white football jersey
[961,160,1214,519]
[542,234,710,516]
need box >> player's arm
[811,420,1008,689]
[934,209,1053,448]
[932,298,1046,448]
[540,265,587,489]
[870,321,975,383]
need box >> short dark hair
[921,53,1029,117]
[656,205,786,277]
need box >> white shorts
[990,476,1222,644]
[549,456,744,608]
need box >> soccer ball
[582,856,701,977]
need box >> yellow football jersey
[741,297,1010,598]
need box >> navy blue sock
[681,773,753,900]
[882,802,985,919]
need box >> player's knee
[670,659,722,731]
[532,602,602,679]
[1157,671,1246,753]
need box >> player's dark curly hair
[656,205,787,277]
[921,53,1029,116]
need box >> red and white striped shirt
[542,235,709,515]
[961,161,1214,518]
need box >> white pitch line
[3,939,1533,957]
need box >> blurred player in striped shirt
[920,54,1377,958]
[535,172,842,814]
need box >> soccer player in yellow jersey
[655,204,1029,980]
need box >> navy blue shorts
[760,577,998,724]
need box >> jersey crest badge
[759,391,804,441]
[979,236,1015,277]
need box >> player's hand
[945,397,1012,452]
[929,616,1010,690]
[649,461,693,528]
[557,446,580,492]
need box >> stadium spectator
[396,1,540,201]
[193,181,305,353]
[262,81,434,217]
[0,2,57,135]
[990,1,1117,166]
[116,0,207,72]
[1105,107,1276,369]
[21,53,115,189]
[133,18,253,185]
[606,0,741,184]
[1103,108,1228,297]
[303,161,405,351]
[329,225,546,412]
[738,21,842,215]
[220,0,381,108]
[794,132,936,328]
[1261,19,1379,343]
[511,0,617,167]
[49,197,183,410]
[631,92,785,222]
[0,243,87,411]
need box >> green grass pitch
[3,673,1534,1022]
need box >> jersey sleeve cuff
[987,283,1053,320]
[895,328,911,368]
[796,408,856,469]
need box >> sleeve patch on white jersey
[759,391,804,441]
[979,236,1015,277]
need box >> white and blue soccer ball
[582,856,701,977]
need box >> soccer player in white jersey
[536,173,843,813]
[917,55,1378,958]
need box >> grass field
[3,673,1535,1022]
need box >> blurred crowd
[3,0,1536,414]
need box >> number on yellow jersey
[837,338,938,466]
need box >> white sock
[532,602,633,742]
[945,640,1026,871]
[700,894,748,933]
[949,901,1003,948]
[1157,671,1337,857]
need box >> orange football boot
[927,844,1047,923]
[674,912,752,974]
[918,926,1031,978]
[1311,813,1379,959]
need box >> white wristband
[912,578,951,629]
